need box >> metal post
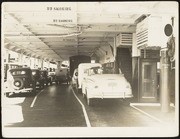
[160,48,170,112]
[113,36,117,73]
[41,59,44,70]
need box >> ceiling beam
[7,13,62,61]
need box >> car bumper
[88,90,133,99]
[5,88,33,93]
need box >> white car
[81,66,133,106]
[78,63,102,90]
[71,68,78,88]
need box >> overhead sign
[3,2,77,24]
[3,2,76,12]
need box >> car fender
[82,83,86,94]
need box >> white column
[41,59,44,70]
[132,33,140,57]
[113,36,117,73]
[5,49,9,63]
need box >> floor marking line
[130,103,175,107]
[130,104,166,124]
[30,90,43,108]
[71,86,91,127]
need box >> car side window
[12,70,26,75]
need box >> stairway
[116,48,132,84]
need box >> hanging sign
[3,2,77,24]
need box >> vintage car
[55,68,69,84]
[4,68,36,96]
[78,63,102,92]
[48,71,56,84]
[71,68,78,88]
[32,69,44,89]
[40,70,52,86]
[81,66,133,106]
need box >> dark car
[72,68,78,88]
[4,68,36,96]
[40,70,52,86]
[32,69,44,89]
[55,68,69,85]
[48,71,56,84]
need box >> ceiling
[2,2,177,62]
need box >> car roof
[78,63,102,68]
[9,68,31,72]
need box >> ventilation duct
[136,15,172,49]
[116,33,133,48]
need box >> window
[144,65,152,79]
[12,70,26,75]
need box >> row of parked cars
[71,63,133,106]
[4,67,69,97]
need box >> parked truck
[55,67,69,84]
[69,55,91,78]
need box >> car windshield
[89,66,103,75]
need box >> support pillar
[160,48,170,112]
[113,37,117,74]
[41,59,44,70]
[5,49,10,63]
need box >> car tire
[6,93,10,97]
[78,88,82,93]
[32,82,36,93]
[75,84,78,90]
[82,93,85,98]
[122,99,131,106]
[87,97,92,106]
[86,89,92,106]
[13,78,24,89]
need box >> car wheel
[13,78,24,89]
[86,89,92,106]
[6,93,10,97]
[87,97,92,106]
[78,88,82,93]
[75,84,78,90]
[82,93,85,98]
[32,83,36,94]
[122,99,131,106]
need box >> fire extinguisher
[167,35,175,62]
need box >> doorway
[140,59,158,102]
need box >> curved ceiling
[2,2,177,62]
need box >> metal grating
[116,33,133,47]
[136,17,148,48]
[140,49,160,59]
